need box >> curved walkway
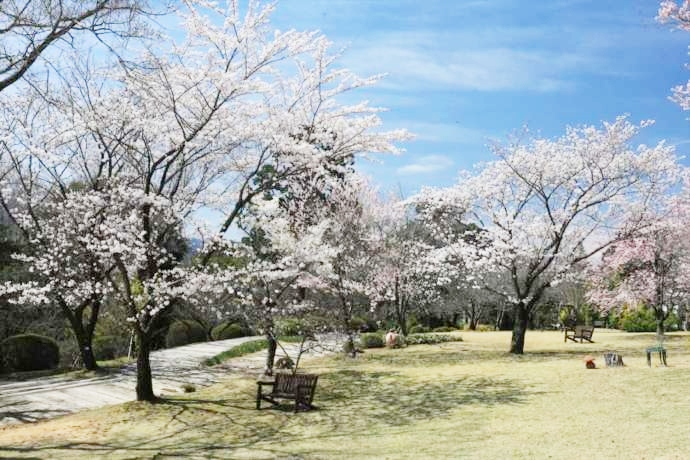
[0,336,266,426]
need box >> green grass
[203,339,269,366]
[203,336,305,366]
[2,330,690,459]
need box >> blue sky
[269,0,690,196]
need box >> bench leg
[661,350,667,366]
[256,387,262,410]
[646,351,651,367]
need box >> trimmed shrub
[92,335,126,361]
[432,326,456,333]
[211,322,245,340]
[409,325,430,334]
[348,317,366,332]
[406,333,463,345]
[1,334,60,372]
[275,318,307,336]
[359,332,384,349]
[620,307,679,333]
[165,320,207,348]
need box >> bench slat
[257,373,319,412]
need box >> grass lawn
[1,329,689,459]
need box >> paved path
[0,336,283,427]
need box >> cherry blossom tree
[366,199,445,336]
[306,174,383,355]
[0,0,153,93]
[658,1,690,110]
[588,201,690,336]
[0,1,406,400]
[413,117,681,354]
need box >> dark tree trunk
[451,312,460,328]
[655,308,666,338]
[135,331,156,402]
[510,302,529,354]
[397,307,408,335]
[63,299,100,371]
[265,333,277,376]
[74,329,99,371]
[346,332,357,358]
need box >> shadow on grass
[0,400,71,425]
[0,365,536,459]
[316,368,531,428]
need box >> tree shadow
[0,366,536,459]
[0,400,71,425]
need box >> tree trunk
[510,302,529,354]
[65,310,99,371]
[265,333,277,376]
[61,298,101,371]
[135,332,156,402]
[346,332,357,358]
[75,330,99,371]
[655,309,666,338]
[397,307,408,335]
[451,312,460,328]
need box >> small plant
[181,383,196,393]
[275,356,294,369]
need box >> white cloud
[339,23,623,94]
[396,155,454,175]
[398,121,491,144]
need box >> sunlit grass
[2,329,690,459]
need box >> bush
[348,317,367,332]
[432,326,456,333]
[406,333,463,345]
[93,335,127,361]
[620,307,679,333]
[359,332,384,349]
[409,325,430,334]
[165,320,207,348]
[211,322,245,340]
[275,318,308,336]
[620,307,656,332]
[1,334,60,372]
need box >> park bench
[564,325,594,343]
[256,372,319,412]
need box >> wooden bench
[256,372,318,412]
[564,325,594,343]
